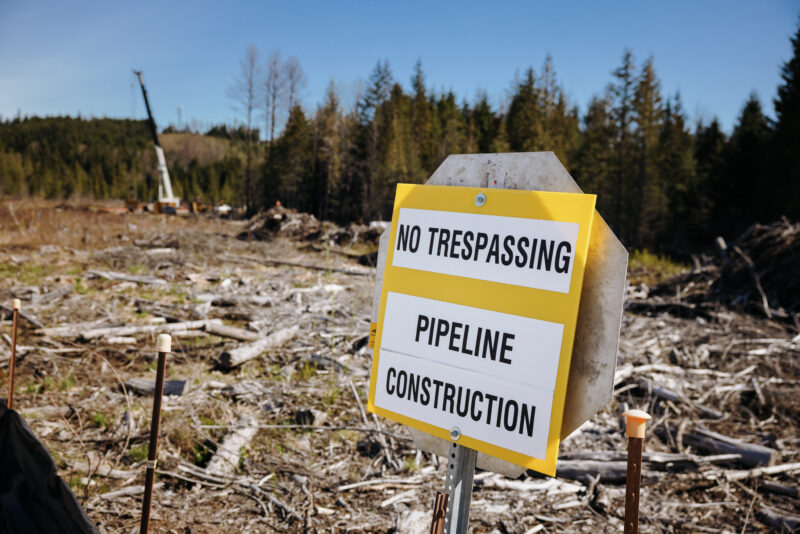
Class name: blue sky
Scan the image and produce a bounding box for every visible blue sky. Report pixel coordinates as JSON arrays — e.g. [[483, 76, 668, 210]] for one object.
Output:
[[0, 1, 796, 135]]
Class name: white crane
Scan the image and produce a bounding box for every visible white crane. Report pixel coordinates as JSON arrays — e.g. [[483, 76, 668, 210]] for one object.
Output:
[[133, 70, 180, 211]]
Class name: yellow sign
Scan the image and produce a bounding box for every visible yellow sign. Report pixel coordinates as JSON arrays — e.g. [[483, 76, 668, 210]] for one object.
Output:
[[368, 184, 595, 476]]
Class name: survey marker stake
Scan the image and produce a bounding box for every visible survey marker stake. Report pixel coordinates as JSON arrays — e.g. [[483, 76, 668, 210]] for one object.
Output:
[[623, 409, 651, 534], [7, 299, 20, 410], [430, 492, 449, 534], [443, 441, 477, 533], [140, 334, 171, 534]]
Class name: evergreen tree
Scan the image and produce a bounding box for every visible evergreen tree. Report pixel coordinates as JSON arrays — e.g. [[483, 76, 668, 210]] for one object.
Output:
[[716, 94, 772, 238], [772, 17, 800, 219], [574, 94, 615, 213], [608, 50, 637, 242], [631, 57, 663, 247]]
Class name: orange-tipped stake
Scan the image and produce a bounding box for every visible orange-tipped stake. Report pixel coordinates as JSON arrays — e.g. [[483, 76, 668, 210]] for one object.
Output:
[[139, 334, 171, 534], [7, 299, 20, 410], [623, 409, 651, 534]]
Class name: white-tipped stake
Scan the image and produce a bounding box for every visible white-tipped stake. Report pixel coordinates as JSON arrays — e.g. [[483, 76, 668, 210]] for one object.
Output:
[[156, 333, 171, 353], [12, 298, 20, 310], [140, 334, 172, 534]]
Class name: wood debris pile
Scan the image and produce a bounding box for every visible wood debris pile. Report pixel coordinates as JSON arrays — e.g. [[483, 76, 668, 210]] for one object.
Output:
[[634, 218, 800, 323], [0, 201, 798, 532], [237, 204, 384, 247]]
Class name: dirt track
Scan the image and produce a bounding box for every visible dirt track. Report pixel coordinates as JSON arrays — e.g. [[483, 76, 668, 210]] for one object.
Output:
[[1, 201, 798, 533]]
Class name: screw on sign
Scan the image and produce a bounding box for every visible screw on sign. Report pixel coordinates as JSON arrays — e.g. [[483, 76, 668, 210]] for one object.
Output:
[[368, 153, 628, 532]]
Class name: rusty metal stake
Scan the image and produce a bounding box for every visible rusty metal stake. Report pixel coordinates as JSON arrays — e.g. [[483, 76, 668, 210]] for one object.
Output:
[[430, 492, 449, 534], [139, 334, 171, 534], [7, 299, 20, 410], [623, 409, 651, 534]]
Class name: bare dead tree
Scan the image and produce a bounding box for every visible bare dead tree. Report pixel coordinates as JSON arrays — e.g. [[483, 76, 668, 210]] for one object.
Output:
[[227, 44, 262, 215], [285, 56, 306, 111], [262, 49, 288, 208]]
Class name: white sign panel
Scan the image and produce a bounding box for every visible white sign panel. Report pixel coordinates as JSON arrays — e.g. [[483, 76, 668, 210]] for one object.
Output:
[[374, 348, 553, 459], [391, 208, 579, 293], [381, 292, 564, 393]]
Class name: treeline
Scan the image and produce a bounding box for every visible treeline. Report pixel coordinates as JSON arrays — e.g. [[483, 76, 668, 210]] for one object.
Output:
[[0, 117, 245, 204], [1, 22, 798, 255]]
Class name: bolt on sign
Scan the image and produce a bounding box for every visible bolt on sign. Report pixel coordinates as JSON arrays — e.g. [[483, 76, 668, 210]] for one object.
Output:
[[368, 184, 595, 476]]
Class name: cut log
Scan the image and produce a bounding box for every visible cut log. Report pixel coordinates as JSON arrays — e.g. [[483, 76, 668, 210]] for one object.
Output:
[[205, 414, 258, 476], [757, 506, 800, 531], [100, 483, 163, 500], [0, 303, 43, 328], [204, 321, 259, 342], [124, 377, 188, 396], [217, 325, 299, 369], [81, 319, 222, 340], [758, 481, 799, 498], [87, 269, 167, 285], [725, 461, 800, 481], [659, 425, 778, 468], [553, 460, 628, 483]]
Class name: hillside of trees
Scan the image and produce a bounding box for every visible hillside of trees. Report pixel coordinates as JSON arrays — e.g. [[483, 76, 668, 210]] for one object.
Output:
[[1, 21, 798, 256]]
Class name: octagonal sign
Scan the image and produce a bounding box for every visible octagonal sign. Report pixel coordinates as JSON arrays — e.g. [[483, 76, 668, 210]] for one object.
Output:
[[370, 152, 627, 477]]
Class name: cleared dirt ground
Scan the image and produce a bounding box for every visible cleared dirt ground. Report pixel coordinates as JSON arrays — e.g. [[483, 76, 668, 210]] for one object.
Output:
[[1, 200, 798, 533]]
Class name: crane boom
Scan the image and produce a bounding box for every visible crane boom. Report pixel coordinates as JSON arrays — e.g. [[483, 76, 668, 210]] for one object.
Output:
[[133, 70, 179, 207]]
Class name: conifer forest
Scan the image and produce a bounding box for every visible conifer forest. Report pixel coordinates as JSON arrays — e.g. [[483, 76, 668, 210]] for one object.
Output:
[[1, 20, 798, 256]]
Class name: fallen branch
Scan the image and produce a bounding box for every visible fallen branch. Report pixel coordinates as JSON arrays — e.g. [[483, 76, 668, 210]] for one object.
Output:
[[81, 319, 222, 340], [205, 414, 259, 476], [217, 325, 299, 369]]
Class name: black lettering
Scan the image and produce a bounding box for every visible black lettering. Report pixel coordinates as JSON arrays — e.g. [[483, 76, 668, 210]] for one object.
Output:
[[396, 370, 408, 398], [501, 235, 515, 266], [482, 329, 499, 361], [427, 227, 439, 255], [397, 224, 411, 251], [443, 383, 456, 414], [520, 403, 536, 436], [499, 333, 514, 364], [427, 317, 435, 345], [449, 322, 463, 352], [456, 387, 470, 417], [415, 314, 429, 343], [474, 232, 488, 261], [470, 390, 484, 421], [420, 377, 431, 405], [432, 379, 444, 409], [537, 240, 554, 271], [528, 238, 539, 268], [462, 231, 474, 260], [460, 324, 473, 355], [485, 393, 497, 425], [515, 237, 529, 268], [555, 241, 571, 274], [450, 230, 463, 259], [486, 234, 500, 264], [437, 228, 451, 257], [473, 327, 483, 356], [407, 373, 420, 402], [435, 318, 450, 347], [495, 397, 504, 427], [503, 400, 519, 431], [386, 367, 396, 395]]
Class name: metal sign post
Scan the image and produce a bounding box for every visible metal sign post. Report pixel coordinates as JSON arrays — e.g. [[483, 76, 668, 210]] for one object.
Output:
[[7, 299, 20, 410], [443, 441, 477, 533]]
